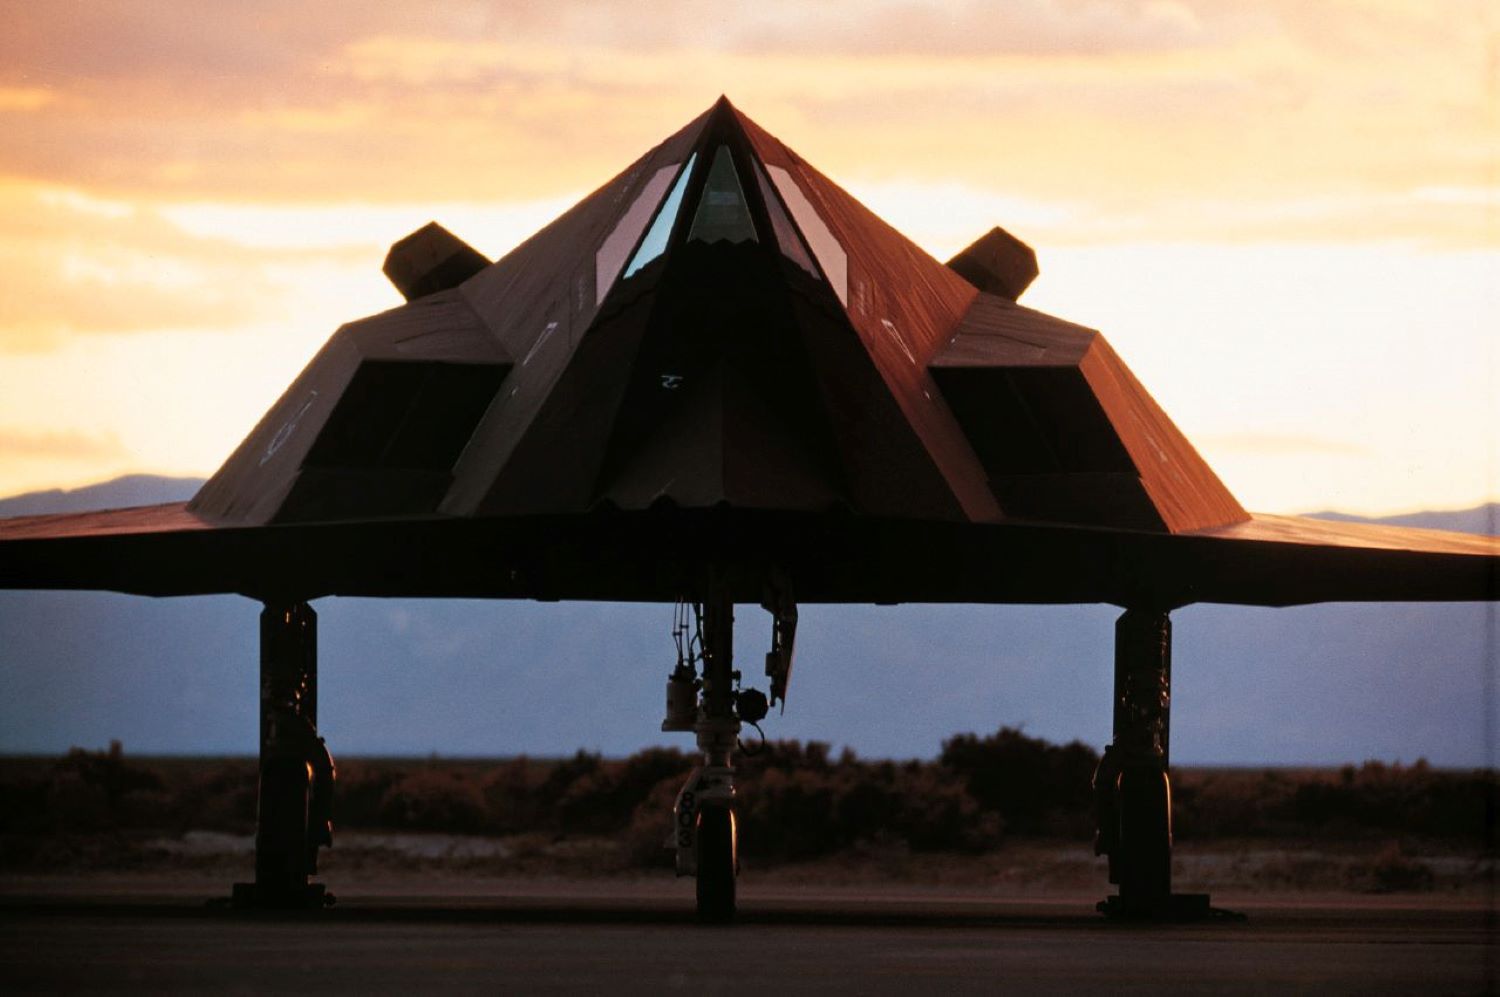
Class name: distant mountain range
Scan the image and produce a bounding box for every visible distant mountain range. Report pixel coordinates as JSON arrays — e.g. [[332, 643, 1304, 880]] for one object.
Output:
[[0, 475, 1494, 765]]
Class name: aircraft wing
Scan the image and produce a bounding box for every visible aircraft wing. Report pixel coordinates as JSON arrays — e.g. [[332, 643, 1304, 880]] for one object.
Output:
[[0, 502, 211, 541], [0, 503, 1492, 608]]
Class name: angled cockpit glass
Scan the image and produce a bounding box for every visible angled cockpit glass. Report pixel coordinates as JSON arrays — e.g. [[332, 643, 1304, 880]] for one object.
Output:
[[595, 161, 684, 305], [767, 165, 848, 305], [687, 146, 758, 245], [623, 152, 697, 280], [750, 158, 818, 277]]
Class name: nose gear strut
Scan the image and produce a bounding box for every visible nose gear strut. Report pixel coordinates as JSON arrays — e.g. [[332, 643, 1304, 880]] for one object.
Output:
[[660, 577, 795, 921]]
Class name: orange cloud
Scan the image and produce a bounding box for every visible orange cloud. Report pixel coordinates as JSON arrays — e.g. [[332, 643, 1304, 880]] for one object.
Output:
[[0, 0, 1489, 222], [0, 182, 288, 351], [0, 86, 56, 111], [1197, 433, 1368, 458], [0, 428, 127, 461]]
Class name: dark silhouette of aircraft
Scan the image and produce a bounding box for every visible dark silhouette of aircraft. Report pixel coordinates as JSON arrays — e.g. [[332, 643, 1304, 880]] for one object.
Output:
[[1, 97, 1494, 920]]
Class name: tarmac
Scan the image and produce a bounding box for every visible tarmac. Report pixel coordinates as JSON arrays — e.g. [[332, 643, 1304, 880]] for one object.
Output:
[[2, 878, 1495, 994]]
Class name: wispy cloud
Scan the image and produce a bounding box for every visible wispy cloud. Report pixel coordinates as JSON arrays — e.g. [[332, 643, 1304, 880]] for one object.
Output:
[[0, 428, 127, 461], [0, 86, 56, 111], [0, 182, 314, 351], [0, 0, 1490, 228], [1199, 433, 1369, 458], [158, 196, 580, 256]]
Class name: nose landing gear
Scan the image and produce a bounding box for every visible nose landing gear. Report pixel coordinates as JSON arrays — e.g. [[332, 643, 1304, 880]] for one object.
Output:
[[661, 578, 795, 922]]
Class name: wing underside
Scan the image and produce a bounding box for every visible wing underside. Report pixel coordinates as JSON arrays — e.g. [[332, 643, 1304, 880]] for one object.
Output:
[[0, 504, 1492, 607]]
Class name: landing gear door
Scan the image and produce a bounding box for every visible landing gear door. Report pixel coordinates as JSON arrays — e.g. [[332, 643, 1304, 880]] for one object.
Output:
[[763, 593, 797, 711], [673, 765, 733, 876]]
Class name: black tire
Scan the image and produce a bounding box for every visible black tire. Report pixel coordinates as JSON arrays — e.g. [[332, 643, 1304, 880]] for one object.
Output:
[[255, 759, 312, 896], [695, 805, 737, 923], [1116, 766, 1172, 906]]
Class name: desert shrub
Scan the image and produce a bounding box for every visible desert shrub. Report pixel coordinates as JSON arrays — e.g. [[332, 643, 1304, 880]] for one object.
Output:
[[53, 737, 165, 821], [51, 742, 163, 805], [891, 765, 1001, 852], [616, 747, 696, 806], [332, 759, 406, 828], [43, 771, 113, 831], [734, 741, 873, 858], [939, 727, 1097, 835], [743, 740, 834, 776], [483, 757, 551, 833], [29, 742, 168, 832], [737, 767, 842, 859], [116, 788, 178, 828], [539, 750, 603, 798], [1293, 762, 1427, 830], [1290, 761, 1491, 840], [1359, 841, 1436, 892], [1423, 769, 1497, 844], [556, 747, 695, 834], [1173, 769, 1299, 839], [621, 776, 686, 868], [1314, 761, 1488, 839], [1173, 762, 1496, 843], [178, 760, 257, 832], [556, 769, 626, 833], [0, 773, 51, 833], [379, 769, 489, 832], [831, 763, 903, 838], [735, 745, 999, 858], [4, 736, 1491, 855]]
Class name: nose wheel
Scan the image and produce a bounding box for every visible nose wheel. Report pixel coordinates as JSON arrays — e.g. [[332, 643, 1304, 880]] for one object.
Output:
[[695, 805, 738, 923]]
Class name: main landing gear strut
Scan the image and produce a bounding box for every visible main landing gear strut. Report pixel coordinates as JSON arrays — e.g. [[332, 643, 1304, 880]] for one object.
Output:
[[662, 577, 795, 922], [1094, 608, 1229, 920], [231, 600, 337, 909]]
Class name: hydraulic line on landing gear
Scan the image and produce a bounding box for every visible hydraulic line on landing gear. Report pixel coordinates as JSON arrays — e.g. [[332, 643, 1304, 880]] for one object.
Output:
[[661, 600, 702, 733], [660, 598, 782, 736]]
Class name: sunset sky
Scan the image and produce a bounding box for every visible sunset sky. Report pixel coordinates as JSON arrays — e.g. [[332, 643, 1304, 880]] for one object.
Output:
[[0, 1, 1494, 516]]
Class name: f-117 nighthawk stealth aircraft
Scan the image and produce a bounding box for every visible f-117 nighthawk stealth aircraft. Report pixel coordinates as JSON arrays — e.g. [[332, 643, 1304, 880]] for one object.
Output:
[[2, 98, 1495, 921]]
